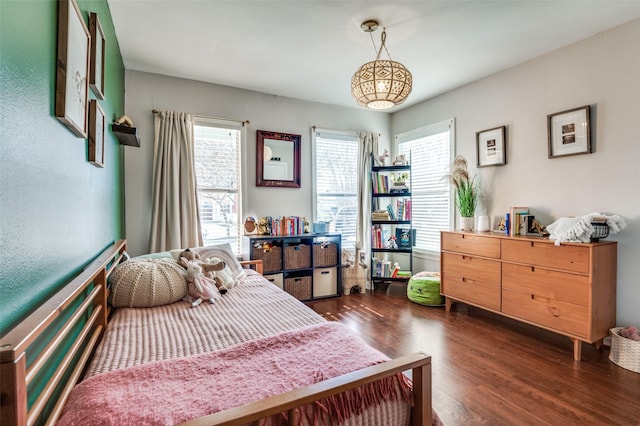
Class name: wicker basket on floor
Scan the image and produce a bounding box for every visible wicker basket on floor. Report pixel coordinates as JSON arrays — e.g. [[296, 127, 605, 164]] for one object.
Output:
[[609, 327, 640, 373]]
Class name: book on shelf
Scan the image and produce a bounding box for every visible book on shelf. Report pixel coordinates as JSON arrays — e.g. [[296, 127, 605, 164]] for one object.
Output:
[[509, 207, 529, 235]]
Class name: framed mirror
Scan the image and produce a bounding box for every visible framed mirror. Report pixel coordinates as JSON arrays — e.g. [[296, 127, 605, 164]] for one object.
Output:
[[256, 130, 301, 188]]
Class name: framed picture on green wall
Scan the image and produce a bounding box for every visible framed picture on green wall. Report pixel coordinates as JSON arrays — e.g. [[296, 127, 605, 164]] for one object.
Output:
[[89, 12, 105, 100], [88, 100, 105, 167], [55, 0, 90, 138]]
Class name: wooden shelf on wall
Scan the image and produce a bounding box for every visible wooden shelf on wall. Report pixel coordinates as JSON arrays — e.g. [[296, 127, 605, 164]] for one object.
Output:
[[111, 124, 140, 147]]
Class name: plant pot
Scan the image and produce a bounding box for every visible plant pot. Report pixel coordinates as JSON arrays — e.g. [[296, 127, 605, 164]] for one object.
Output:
[[460, 216, 474, 231]]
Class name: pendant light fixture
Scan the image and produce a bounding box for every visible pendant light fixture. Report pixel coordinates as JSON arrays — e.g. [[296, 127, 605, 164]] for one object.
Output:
[[351, 20, 412, 110]]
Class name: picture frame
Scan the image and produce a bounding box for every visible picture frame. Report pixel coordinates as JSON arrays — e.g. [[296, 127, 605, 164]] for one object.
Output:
[[547, 105, 591, 158], [55, 0, 90, 138], [88, 100, 105, 167], [89, 12, 105, 100], [256, 130, 301, 188], [395, 228, 415, 248], [476, 125, 506, 167]]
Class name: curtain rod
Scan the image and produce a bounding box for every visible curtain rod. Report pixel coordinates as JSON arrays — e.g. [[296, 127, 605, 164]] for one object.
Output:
[[152, 109, 250, 126]]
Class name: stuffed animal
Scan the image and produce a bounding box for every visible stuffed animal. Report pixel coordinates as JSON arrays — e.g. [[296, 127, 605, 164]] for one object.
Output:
[[375, 149, 389, 166], [181, 258, 221, 308], [202, 257, 239, 290], [619, 326, 640, 341], [392, 154, 407, 166], [178, 248, 229, 295]]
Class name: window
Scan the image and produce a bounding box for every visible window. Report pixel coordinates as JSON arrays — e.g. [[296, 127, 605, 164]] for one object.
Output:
[[396, 119, 454, 253], [313, 129, 359, 252], [193, 118, 244, 254]]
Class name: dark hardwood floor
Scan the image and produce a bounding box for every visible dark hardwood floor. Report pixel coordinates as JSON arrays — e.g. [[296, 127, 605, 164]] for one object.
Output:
[[306, 290, 640, 426]]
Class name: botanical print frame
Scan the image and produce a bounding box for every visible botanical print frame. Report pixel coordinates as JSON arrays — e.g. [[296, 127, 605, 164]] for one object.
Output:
[[547, 105, 591, 158], [55, 0, 90, 138], [88, 100, 105, 167], [89, 12, 105, 100], [476, 125, 506, 167]]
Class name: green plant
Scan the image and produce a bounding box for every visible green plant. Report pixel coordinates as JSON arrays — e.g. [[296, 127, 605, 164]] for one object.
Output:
[[448, 155, 477, 218]]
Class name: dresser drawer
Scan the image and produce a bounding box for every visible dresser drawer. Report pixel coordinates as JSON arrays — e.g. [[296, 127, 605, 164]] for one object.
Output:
[[502, 239, 589, 274], [441, 232, 501, 258], [502, 288, 589, 338], [502, 263, 589, 307], [442, 252, 501, 311]]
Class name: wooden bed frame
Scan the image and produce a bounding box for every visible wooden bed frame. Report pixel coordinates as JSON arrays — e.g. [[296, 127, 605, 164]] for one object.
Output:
[[0, 240, 432, 426]]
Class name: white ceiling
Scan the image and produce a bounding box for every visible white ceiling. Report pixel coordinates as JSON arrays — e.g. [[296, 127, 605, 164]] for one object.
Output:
[[107, 1, 640, 112]]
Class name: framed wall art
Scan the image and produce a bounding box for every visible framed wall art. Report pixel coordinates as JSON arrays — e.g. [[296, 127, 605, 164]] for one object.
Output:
[[88, 100, 105, 167], [476, 125, 506, 167], [547, 105, 591, 158], [89, 12, 105, 100], [256, 130, 301, 188], [55, 0, 90, 138]]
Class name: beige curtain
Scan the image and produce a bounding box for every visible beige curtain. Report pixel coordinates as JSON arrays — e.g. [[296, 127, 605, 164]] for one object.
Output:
[[356, 132, 378, 289], [149, 110, 202, 253]]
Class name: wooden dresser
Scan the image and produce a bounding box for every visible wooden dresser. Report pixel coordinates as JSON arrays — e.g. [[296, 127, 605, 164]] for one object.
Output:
[[440, 231, 617, 360]]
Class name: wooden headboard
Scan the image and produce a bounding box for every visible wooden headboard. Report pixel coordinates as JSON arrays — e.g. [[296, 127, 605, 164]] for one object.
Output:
[[0, 240, 127, 425]]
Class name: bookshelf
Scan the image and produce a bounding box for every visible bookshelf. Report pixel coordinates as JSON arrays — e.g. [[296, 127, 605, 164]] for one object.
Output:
[[370, 157, 413, 286]]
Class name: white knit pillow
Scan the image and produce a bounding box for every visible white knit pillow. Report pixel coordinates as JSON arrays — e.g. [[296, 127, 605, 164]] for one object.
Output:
[[109, 258, 187, 308]]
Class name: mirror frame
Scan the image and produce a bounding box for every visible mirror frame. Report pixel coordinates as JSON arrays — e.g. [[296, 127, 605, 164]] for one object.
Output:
[[256, 130, 301, 188]]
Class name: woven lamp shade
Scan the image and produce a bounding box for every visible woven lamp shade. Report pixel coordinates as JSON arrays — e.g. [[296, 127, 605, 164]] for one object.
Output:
[[351, 59, 413, 110]]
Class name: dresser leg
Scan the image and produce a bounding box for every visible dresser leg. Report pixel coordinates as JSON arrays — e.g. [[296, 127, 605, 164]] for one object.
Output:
[[594, 339, 603, 351], [572, 338, 582, 361], [445, 297, 454, 312]]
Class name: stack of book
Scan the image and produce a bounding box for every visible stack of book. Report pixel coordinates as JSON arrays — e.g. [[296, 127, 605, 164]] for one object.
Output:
[[507, 207, 538, 236], [372, 210, 390, 221]]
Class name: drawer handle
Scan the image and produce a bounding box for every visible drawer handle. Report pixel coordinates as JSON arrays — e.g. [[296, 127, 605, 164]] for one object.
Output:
[[531, 266, 535, 273], [267, 278, 275, 282], [321, 271, 330, 275], [547, 306, 561, 317], [530, 242, 534, 247]]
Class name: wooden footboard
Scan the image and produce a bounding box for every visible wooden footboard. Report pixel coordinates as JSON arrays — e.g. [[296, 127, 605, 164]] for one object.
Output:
[[181, 351, 432, 426], [0, 240, 432, 426]]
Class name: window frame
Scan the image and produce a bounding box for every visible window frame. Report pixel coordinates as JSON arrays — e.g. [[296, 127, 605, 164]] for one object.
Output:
[[395, 118, 455, 256], [311, 128, 359, 252], [192, 116, 245, 254]]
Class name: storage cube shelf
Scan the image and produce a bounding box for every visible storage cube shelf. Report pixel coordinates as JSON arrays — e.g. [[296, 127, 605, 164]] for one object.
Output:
[[244, 233, 341, 301]]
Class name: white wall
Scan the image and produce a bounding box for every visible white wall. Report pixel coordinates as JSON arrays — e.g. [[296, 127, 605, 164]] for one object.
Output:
[[392, 19, 640, 325], [123, 71, 390, 257]]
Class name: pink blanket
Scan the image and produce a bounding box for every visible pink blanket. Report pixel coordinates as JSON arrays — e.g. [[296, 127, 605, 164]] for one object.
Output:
[[58, 322, 412, 425]]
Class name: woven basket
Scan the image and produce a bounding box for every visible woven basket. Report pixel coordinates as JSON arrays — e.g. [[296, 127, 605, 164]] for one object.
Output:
[[313, 242, 338, 267], [284, 276, 312, 300], [609, 327, 640, 373], [284, 244, 311, 270], [251, 245, 282, 273]]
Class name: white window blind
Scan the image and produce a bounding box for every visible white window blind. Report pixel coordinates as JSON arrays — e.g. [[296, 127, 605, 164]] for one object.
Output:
[[193, 117, 244, 254], [313, 129, 358, 252], [396, 119, 454, 253]]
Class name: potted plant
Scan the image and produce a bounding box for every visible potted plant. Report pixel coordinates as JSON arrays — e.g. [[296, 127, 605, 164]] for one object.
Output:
[[448, 155, 477, 230]]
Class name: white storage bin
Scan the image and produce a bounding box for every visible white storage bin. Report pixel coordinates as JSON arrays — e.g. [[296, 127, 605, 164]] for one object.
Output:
[[264, 273, 284, 290], [313, 267, 337, 297]]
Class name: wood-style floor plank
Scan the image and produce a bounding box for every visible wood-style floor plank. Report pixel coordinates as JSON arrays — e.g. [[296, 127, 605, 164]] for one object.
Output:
[[306, 291, 640, 426]]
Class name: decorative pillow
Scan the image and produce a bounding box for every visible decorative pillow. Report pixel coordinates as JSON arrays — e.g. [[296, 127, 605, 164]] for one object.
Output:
[[109, 258, 187, 308]]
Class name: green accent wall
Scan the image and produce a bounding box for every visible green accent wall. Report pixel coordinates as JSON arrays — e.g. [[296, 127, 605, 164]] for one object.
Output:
[[0, 0, 125, 336]]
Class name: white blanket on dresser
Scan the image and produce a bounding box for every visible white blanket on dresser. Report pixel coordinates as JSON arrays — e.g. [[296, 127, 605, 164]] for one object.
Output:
[[547, 212, 626, 245]]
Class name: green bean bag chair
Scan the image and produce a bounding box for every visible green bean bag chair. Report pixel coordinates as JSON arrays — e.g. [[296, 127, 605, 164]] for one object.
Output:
[[407, 273, 444, 306]]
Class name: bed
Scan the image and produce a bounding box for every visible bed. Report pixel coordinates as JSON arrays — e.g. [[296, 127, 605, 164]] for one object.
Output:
[[0, 240, 435, 425]]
